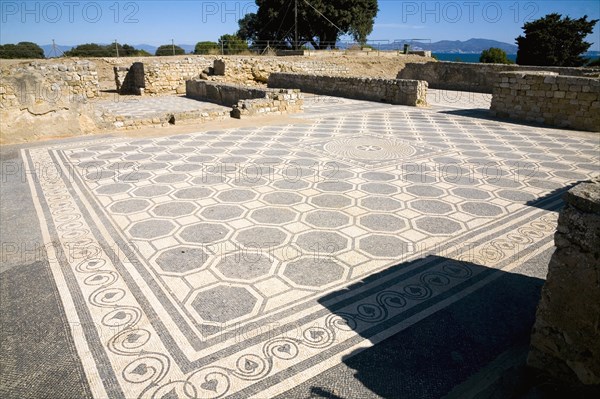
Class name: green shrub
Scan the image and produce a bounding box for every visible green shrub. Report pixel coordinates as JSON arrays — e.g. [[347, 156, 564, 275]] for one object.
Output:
[[194, 41, 219, 54], [480, 47, 513, 64], [155, 44, 186, 56], [0, 42, 45, 59], [217, 34, 249, 55]]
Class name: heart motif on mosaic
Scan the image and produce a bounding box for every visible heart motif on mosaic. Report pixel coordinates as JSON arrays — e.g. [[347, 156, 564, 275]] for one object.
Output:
[[131, 363, 148, 376], [160, 388, 179, 399], [200, 379, 219, 392], [245, 359, 258, 371], [310, 330, 324, 339]]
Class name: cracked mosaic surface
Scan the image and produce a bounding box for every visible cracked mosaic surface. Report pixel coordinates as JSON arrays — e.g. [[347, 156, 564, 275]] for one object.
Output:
[[24, 95, 599, 398]]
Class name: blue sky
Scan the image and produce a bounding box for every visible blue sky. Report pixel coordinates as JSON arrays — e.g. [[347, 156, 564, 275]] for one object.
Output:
[[2, 0, 599, 50]]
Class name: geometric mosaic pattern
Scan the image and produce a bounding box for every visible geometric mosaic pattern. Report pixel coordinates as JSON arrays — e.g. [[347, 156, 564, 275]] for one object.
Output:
[[24, 95, 599, 398]]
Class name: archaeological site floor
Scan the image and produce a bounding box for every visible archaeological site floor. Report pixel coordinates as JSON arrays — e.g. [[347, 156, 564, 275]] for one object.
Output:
[[1, 90, 598, 398]]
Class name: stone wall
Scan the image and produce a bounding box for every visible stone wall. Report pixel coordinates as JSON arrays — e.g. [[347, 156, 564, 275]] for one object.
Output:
[[101, 107, 230, 130], [397, 61, 600, 93], [186, 80, 303, 119], [112, 56, 351, 95], [0, 60, 100, 143], [490, 72, 600, 132], [114, 62, 145, 95], [0, 60, 100, 109], [528, 180, 600, 386], [268, 73, 428, 106]]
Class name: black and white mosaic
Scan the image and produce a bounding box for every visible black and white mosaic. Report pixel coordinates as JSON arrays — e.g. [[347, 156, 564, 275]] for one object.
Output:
[[24, 97, 599, 398]]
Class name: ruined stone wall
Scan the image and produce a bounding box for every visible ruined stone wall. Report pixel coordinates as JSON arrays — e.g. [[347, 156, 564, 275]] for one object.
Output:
[[186, 80, 303, 119], [396, 61, 600, 93], [112, 57, 351, 95], [268, 73, 427, 106], [0, 60, 100, 109], [0, 60, 100, 143], [490, 72, 600, 132], [528, 180, 600, 386]]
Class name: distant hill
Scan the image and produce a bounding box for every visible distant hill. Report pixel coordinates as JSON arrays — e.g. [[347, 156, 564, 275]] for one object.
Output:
[[37, 40, 599, 58], [41, 44, 74, 57], [368, 38, 519, 53]]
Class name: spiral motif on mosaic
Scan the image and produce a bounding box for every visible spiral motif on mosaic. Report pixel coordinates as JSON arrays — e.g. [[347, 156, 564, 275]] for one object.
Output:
[[185, 367, 231, 399], [102, 306, 142, 329], [376, 290, 407, 309], [420, 272, 451, 287], [108, 329, 152, 356], [302, 326, 333, 348], [234, 354, 270, 380], [264, 338, 300, 361], [401, 283, 432, 300], [354, 303, 386, 322], [122, 354, 170, 384], [90, 287, 126, 307], [441, 263, 472, 279]]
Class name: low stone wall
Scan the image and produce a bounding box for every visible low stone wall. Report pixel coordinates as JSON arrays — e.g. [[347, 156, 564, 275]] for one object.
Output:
[[528, 180, 600, 385], [268, 73, 427, 106], [186, 80, 303, 119], [490, 72, 600, 132], [101, 107, 230, 130], [187, 80, 272, 106], [396, 61, 600, 93]]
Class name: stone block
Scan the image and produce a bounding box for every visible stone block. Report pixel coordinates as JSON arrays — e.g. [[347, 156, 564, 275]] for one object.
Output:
[[529, 180, 600, 386], [214, 59, 226, 76]]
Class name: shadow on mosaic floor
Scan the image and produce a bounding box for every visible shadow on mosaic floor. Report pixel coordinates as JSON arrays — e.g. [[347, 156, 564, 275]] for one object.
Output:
[[284, 255, 547, 398]]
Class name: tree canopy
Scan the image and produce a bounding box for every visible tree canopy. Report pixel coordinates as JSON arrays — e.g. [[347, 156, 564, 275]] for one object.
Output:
[[194, 41, 219, 54], [217, 34, 249, 55], [479, 47, 513, 64], [155, 44, 186, 56], [516, 13, 598, 66], [237, 0, 378, 50], [0, 42, 45, 59], [64, 43, 149, 57]]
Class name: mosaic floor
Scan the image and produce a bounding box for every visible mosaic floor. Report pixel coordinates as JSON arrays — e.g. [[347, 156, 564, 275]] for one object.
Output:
[[95, 96, 231, 120], [22, 96, 599, 398]]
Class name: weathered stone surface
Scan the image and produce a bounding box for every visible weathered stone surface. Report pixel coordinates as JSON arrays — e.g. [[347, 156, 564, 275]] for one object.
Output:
[[491, 72, 600, 132], [528, 180, 600, 385], [110, 57, 351, 96], [268, 73, 427, 106], [186, 80, 303, 118], [213, 59, 226, 76], [397, 61, 600, 93]]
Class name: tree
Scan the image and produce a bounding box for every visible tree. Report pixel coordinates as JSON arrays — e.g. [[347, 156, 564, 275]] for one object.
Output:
[[64, 43, 149, 57], [0, 42, 45, 59], [217, 34, 249, 55], [64, 43, 112, 57], [516, 13, 598, 66], [155, 44, 186, 56], [194, 41, 219, 54], [237, 0, 378, 50], [480, 47, 513, 64]]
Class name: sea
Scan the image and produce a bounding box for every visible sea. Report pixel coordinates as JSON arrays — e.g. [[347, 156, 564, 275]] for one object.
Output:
[[432, 53, 600, 64], [432, 53, 517, 63]]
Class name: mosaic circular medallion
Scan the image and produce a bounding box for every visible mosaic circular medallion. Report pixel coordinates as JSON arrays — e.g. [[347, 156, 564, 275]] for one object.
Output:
[[323, 136, 417, 160]]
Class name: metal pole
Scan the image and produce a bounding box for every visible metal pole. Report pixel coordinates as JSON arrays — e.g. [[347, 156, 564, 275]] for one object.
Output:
[[172, 39, 175, 56], [294, 0, 298, 50], [115, 39, 119, 57]]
